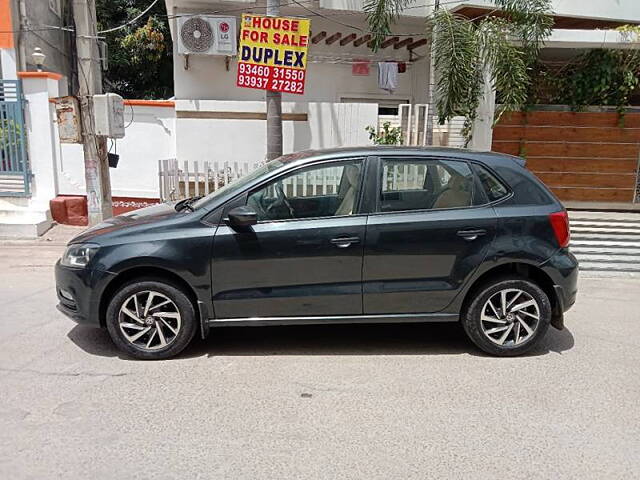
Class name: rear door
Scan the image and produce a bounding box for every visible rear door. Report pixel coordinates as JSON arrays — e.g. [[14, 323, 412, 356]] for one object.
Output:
[[363, 156, 498, 314]]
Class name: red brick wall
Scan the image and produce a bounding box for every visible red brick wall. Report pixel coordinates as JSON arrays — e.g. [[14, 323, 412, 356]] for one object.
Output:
[[50, 196, 161, 226]]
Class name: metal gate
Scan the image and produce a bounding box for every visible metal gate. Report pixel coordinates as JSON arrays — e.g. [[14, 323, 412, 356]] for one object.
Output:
[[0, 80, 29, 196]]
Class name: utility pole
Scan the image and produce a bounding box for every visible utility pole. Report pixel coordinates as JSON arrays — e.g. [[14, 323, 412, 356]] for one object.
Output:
[[424, 0, 440, 146], [72, 0, 113, 225], [265, 0, 282, 161]]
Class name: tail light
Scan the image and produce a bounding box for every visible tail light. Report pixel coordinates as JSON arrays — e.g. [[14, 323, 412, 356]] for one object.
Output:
[[549, 210, 570, 248]]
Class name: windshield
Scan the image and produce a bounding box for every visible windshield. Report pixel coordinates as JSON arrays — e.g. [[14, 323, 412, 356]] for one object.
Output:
[[190, 160, 284, 210]]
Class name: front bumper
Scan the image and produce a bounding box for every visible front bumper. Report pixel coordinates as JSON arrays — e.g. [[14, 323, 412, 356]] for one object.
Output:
[[55, 260, 116, 327]]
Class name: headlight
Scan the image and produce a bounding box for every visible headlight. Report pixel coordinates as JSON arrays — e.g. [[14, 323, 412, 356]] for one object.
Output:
[[60, 244, 99, 268]]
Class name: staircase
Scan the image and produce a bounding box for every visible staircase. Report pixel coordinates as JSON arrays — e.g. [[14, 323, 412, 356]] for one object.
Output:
[[569, 210, 640, 276]]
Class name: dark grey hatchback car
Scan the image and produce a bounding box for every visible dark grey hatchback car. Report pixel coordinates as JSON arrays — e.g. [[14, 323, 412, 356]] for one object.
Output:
[[56, 147, 578, 359]]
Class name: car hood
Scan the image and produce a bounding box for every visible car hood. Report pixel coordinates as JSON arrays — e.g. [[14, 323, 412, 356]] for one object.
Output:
[[69, 202, 180, 244]]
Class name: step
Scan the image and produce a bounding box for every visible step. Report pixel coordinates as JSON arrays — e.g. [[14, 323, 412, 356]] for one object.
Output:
[[571, 226, 640, 236], [570, 233, 640, 243], [570, 216, 640, 225], [569, 211, 640, 223], [572, 254, 640, 264], [579, 262, 640, 273], [571, 247, 640, 257], [577, 269, 640, 279], [571, 220, 640, 229], [570, 240, 640, 249]]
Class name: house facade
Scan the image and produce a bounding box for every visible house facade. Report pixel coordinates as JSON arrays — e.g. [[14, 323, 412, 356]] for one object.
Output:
[[164, 0, 640, 164], [165, 0, 433, 170]]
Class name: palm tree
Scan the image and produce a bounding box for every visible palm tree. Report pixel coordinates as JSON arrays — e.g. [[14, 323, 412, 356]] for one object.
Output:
[[364, 0, 554, 143]]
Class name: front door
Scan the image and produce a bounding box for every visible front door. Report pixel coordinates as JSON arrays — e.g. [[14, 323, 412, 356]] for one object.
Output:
[[212, 158, 367, 319], [363, 156, 497, 314]]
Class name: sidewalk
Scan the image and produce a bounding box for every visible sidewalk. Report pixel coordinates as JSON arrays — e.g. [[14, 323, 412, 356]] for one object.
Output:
[[0, 224, 84, 246]]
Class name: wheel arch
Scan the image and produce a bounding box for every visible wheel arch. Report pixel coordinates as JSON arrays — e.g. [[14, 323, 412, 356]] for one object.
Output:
[[98, 266, 200, 328], [460, 262, 560, 324]]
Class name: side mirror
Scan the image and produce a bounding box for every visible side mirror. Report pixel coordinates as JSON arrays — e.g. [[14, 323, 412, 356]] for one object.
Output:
[[226, 206, 257, 229]]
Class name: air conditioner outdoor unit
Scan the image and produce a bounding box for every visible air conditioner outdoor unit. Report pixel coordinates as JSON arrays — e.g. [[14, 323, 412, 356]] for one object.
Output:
[[177, 15, 237, 56]]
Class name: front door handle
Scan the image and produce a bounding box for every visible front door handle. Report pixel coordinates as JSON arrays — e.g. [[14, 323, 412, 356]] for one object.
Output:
[[457, 229, 487, 241], [330, 236, 360, 248]]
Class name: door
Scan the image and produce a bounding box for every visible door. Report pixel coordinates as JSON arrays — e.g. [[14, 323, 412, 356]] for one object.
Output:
[[212, 158, 367, 319], [363, 156, 497, 314]]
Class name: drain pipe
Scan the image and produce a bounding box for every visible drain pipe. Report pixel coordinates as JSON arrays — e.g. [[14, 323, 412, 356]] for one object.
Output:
[[16, 0, 28, 71]]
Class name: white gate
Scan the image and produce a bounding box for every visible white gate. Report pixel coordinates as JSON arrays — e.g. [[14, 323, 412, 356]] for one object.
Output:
[[158, 159, 256, 202]]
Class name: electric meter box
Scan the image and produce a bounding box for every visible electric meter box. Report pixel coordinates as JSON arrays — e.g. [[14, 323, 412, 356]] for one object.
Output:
[[93, 93, 125, 139]]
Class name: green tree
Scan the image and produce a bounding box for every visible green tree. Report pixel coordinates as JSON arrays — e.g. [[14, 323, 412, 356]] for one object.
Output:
[[96, 0, 173, 99], [364, 0, 553, 140]]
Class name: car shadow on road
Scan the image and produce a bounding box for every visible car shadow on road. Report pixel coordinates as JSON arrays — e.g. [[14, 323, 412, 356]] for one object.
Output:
[[67, 322, 575, 360]]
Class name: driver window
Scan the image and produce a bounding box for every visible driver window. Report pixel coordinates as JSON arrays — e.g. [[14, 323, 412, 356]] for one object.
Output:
[[247, 159, 364, 222]]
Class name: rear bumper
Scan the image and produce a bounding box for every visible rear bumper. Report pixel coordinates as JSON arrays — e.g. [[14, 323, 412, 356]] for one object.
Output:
[[55, 260, 116, 327], [541, 249, 579, 329]]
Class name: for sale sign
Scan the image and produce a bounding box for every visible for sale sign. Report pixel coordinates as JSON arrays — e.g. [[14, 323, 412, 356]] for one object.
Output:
[[236, 14, 310, 95]]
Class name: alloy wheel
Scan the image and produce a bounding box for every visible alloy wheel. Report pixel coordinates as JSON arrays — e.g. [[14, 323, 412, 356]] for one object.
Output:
[[118, 290, 182, 351], [480, 288, 540, 347]]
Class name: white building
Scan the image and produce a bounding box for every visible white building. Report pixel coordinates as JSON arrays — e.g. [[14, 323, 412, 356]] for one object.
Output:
[[165, 0, 432, 169], [164, 0, 640, 165]]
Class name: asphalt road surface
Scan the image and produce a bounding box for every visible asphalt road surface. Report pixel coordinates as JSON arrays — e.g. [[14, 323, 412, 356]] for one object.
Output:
[[0, 227, 638, 479]]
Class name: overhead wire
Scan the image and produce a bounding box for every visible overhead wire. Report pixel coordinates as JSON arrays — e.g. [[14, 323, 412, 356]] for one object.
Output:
[[97, 0, 160, 34]]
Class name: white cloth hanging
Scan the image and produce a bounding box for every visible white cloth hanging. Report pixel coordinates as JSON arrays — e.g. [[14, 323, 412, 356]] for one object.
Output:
[[378, 62, 398, 93]]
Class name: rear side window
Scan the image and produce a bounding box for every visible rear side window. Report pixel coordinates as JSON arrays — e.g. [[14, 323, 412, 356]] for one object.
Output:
[[474, 165, 509, 202], [379, 158, 474, 212], [492, 164, 554, 206]]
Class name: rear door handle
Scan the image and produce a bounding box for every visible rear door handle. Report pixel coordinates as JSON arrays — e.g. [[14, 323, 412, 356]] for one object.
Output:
[[330, 236, 360, 248], [457, 229, 487, 241]]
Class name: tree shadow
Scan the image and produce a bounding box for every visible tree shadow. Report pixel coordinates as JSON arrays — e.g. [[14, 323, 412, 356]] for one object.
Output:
[[67, 321, 575, 360]]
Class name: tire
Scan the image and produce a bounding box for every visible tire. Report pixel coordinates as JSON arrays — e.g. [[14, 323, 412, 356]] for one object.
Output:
[[105, 279, 198, 360], [462, 276, 551, 357]]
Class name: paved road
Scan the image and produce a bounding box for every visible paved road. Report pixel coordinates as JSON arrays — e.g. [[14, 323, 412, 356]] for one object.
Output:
[[0, 228, 639, 479]]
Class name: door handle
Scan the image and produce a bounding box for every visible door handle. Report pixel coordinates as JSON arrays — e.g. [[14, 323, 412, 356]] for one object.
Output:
[[457, 229, 487, 241], [330, 236, 360, 248]]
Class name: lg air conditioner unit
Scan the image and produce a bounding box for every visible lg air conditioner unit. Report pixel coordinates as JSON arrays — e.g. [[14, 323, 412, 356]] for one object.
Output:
[[177, 15, 237, 56]]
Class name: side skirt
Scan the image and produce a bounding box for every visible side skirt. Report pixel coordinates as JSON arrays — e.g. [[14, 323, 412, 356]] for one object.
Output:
[[207, 313, 459, 328]]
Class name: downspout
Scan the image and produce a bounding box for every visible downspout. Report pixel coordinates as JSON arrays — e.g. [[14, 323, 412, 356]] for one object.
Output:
[[16, 0, 27, 70]]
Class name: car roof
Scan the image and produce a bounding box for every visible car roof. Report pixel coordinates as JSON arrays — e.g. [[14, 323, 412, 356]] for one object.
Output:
[[277, 146, 526, 169]]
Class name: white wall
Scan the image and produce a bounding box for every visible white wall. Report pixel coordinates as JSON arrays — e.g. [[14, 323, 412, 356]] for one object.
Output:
[[57, 105, 176, 199], [57, 100, 376, 200], [175, 100, 378, 166]]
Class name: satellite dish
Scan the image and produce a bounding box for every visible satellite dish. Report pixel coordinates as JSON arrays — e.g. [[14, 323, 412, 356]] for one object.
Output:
[[180, 17, 214, 53]]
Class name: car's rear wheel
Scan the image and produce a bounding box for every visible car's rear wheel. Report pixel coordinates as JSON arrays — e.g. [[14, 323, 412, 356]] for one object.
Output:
[[105, 279, 197, 360], [462, 277, 551, 356]]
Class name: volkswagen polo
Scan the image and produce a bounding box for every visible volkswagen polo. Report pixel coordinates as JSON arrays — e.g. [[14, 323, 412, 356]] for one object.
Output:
[[55, 147, 578, 359]]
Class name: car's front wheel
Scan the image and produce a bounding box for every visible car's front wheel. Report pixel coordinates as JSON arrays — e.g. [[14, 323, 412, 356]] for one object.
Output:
[[462, 276, 551, 356], [105, 279, 197, 360]]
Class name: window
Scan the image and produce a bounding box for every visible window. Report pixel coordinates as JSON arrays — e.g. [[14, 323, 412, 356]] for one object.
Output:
[[247, 159, 363, 222], [379, 158, 474, 212], [473, 165, 509, 202]]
